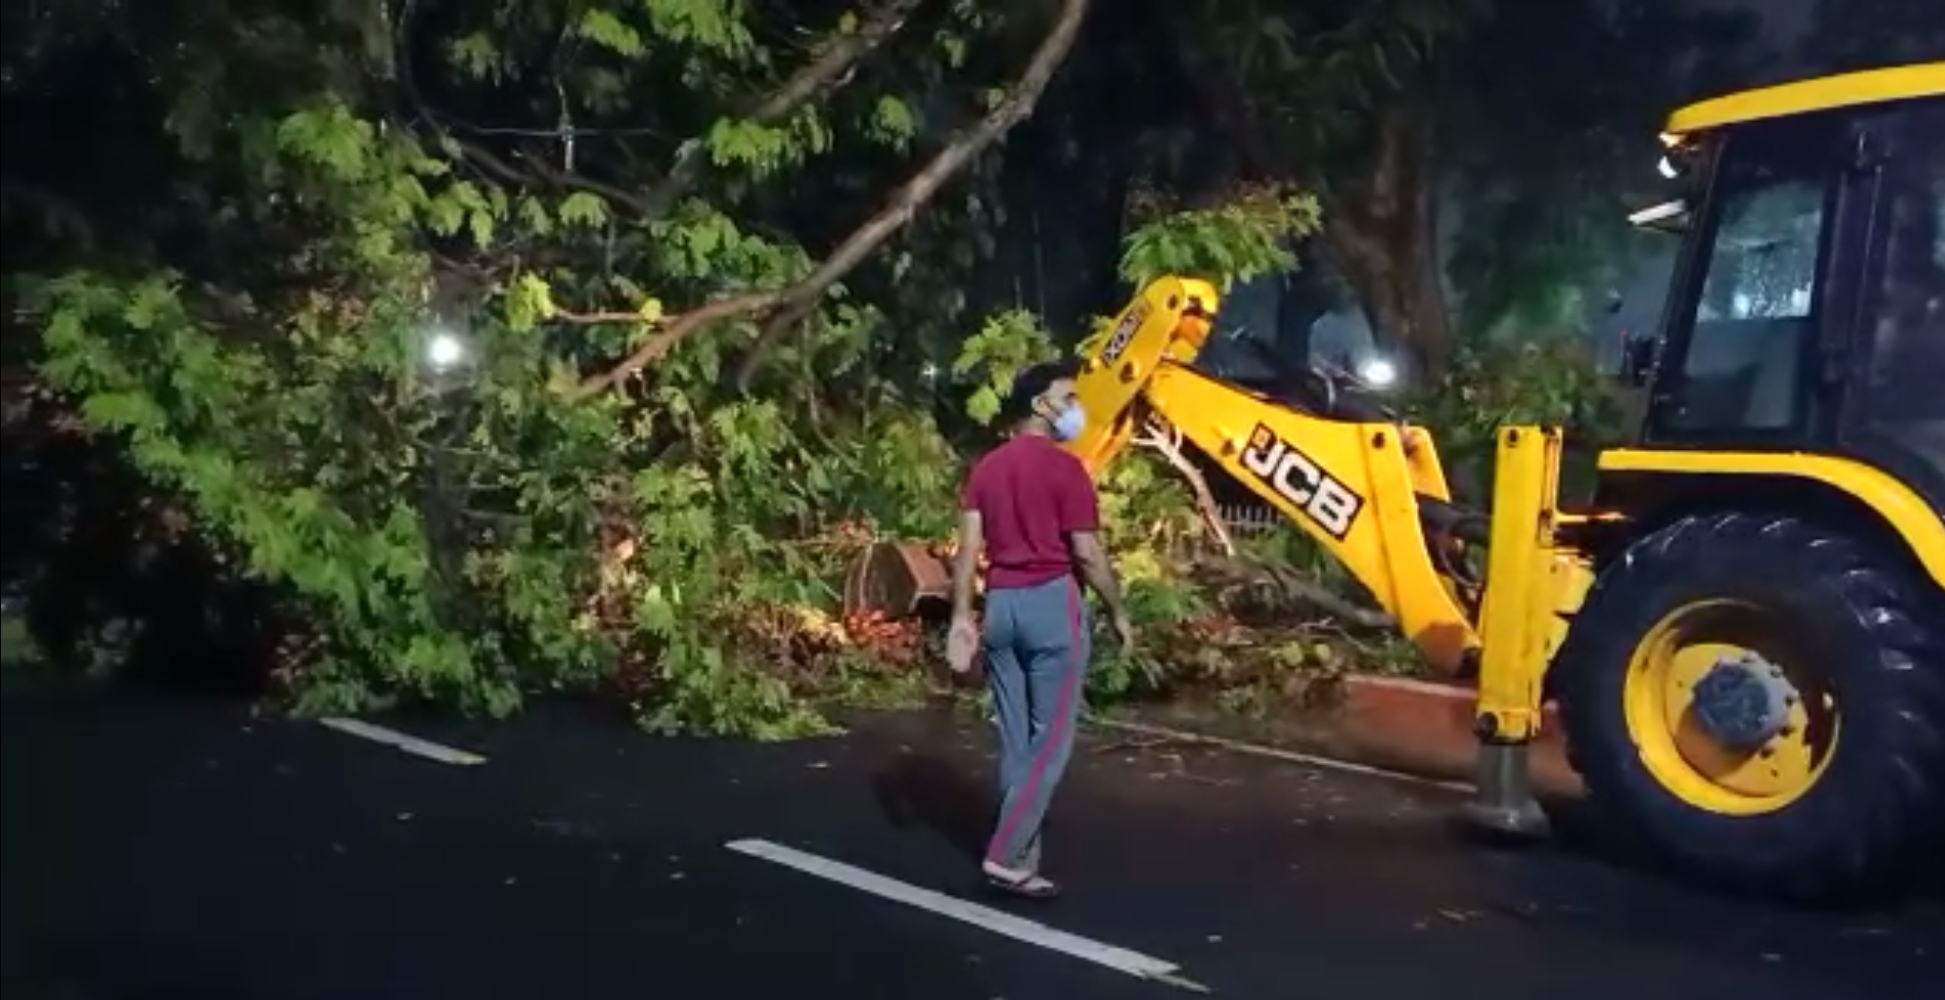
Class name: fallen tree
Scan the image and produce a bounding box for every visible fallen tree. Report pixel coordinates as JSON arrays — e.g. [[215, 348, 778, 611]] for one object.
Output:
[[12, 0, 1099, 732]]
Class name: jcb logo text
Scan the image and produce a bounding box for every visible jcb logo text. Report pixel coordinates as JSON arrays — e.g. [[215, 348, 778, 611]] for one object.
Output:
[[1100, 304, 1147, 364], [1239, 424, 1364, 540]]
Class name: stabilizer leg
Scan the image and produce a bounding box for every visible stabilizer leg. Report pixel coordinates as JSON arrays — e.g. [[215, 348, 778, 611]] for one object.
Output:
[[1462, 740, 1549, 838], [1465, 425, 1573, 842]]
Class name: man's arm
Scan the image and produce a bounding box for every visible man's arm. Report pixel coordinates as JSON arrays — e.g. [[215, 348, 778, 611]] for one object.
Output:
[[1067, 529, 1126, 621], [950, 509, 984, 621], [1054, 459, 1127, 622]]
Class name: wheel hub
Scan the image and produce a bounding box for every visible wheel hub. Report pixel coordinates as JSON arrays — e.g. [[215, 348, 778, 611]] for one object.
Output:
[[1690, 651, 1798, 751]]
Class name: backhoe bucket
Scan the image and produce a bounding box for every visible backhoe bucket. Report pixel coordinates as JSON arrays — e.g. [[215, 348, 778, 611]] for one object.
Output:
[[842, 541, 952, 621]]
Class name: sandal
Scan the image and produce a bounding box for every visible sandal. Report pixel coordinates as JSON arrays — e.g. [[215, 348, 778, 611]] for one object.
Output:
[[981, 860, 1060, 900]]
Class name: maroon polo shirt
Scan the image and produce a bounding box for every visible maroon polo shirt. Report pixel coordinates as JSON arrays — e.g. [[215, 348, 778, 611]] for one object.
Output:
[[959, 433, 1100, 590]]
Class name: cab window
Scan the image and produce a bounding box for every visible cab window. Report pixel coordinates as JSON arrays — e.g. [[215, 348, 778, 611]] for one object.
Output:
[[1861, 101, 1945, 468], [1664, 152, 1830, 434]]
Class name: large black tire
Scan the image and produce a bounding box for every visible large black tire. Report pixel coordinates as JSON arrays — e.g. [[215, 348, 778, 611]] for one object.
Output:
[[1554, 510, 1945, 899]]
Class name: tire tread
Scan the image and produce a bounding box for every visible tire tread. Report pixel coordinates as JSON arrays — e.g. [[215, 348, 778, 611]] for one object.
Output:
[[1557, 510, 1945, 899]]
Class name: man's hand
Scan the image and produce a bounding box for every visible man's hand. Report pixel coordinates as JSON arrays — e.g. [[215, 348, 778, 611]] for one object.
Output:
[[948, 509, 983, 676], [1111, 611, 1136, 655], [946, 614, 981, 675]]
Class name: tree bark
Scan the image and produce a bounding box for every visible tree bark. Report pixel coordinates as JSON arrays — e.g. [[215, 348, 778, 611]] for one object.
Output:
[[1318, 104, 1452, 379], [1133, 416, 1236, 556]]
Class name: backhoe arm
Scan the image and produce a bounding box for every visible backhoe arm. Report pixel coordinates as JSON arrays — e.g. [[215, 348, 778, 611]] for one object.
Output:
[[1062, 277, 1221, 475], [1063, 277, 1483, 673]]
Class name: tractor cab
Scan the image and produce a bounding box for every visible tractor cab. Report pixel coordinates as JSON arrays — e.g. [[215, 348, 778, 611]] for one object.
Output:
[[1632, 68, 1945, 514]]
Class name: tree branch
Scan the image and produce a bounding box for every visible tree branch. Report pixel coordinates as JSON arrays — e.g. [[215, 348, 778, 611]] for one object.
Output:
[[1133, 415, 1236, 557], [418, 1, 915, 223], [1191, 555, 1397, 632], [563, 291, 777, 402], [730, 0, 1093, 389], [1264, 565, 1396, 631], [512, 149, 656, 217], [439, 131, 663, 220], [566, 0, 1090, 402], [640, 0, 925, 219]]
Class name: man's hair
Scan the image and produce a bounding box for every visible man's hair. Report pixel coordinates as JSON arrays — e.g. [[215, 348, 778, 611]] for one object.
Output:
[[1000, 358, 1081, 426]]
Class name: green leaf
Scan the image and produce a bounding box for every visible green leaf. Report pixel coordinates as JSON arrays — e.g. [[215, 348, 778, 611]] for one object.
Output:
[[559, 191, 610, 229], [448, 33, 501, 79], [576, 9, 646, 56], [507, 273, 560, 332], [868, 95, 917, 147], [965, 385, 1002, 425], [636, 583, 678, 637]]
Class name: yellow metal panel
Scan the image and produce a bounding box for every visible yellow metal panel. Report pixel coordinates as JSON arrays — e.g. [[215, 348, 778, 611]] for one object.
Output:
[[1665, 63, 1945, 135], [1066, 276, 1220, 476], [1400, 426, 1455, 504], [1474, 427, 1568, 741], [1599, 449, 1945, 589]]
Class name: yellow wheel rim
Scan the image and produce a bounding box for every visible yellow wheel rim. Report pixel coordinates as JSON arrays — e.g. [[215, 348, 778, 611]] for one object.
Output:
[[1621, 599, 1841, 816]]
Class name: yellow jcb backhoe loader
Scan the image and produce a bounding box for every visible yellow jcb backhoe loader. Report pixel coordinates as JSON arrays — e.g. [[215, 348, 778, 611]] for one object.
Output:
[[857, 63, 1945, 897]]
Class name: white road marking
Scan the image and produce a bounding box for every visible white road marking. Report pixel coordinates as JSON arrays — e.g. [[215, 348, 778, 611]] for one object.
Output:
[[317, 718, 487, 766], [725, 838, 1207, 992], [1087, 717, 1472, 794]]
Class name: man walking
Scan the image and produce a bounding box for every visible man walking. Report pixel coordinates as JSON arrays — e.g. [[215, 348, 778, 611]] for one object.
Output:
[[947, 359, 1134, 899]]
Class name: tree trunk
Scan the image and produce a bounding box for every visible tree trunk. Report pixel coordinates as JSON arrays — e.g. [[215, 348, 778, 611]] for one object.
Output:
[[1085, 157, 1134, 319], [1319, 104, 1453, 379], [1169, 55, 1455, 380]]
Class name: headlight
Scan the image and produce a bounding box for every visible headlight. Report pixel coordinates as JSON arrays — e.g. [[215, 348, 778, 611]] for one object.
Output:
[[1357, 356, 1398, 388]]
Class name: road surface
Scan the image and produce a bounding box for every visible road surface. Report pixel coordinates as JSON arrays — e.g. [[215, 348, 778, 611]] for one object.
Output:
[[3, 684, 1938, 999]]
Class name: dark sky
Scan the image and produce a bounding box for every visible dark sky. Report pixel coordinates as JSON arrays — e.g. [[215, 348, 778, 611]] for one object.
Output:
[[1708, 0, 1813, 41]]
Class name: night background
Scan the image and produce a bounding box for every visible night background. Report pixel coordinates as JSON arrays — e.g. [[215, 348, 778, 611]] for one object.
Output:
[[2, 1, 1943, 997]]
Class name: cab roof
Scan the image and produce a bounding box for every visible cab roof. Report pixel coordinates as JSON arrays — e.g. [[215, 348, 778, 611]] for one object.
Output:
[[1665, 62, 1945, 136]]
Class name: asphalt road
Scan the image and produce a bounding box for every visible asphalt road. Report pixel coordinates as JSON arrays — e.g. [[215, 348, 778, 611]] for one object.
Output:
[[3, 684, 1939, 1000]]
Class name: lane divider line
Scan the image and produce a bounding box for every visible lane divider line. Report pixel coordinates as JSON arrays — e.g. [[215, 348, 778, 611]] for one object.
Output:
[[725, 838, 1207, 993], [1086, 716, 1473, 794], [317, 718, 487, 766]]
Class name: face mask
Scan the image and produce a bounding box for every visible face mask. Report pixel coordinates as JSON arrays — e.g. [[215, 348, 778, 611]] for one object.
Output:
[[1050, 402, 1086, 442]]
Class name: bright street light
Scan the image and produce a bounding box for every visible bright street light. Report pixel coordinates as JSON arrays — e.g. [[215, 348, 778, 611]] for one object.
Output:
[[424, 328, 469, 373], [1357, 355, 1398, 388]]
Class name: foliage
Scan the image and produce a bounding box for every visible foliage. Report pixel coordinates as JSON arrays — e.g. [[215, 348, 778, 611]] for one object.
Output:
[[0, 613, 41, 670], [950, 309, 1061, 427], [1085, 448, 1210, 700], [1407, 331, 1627, 501], [1118, 184, 1323, 290], [11, 0, 1089, 737]]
